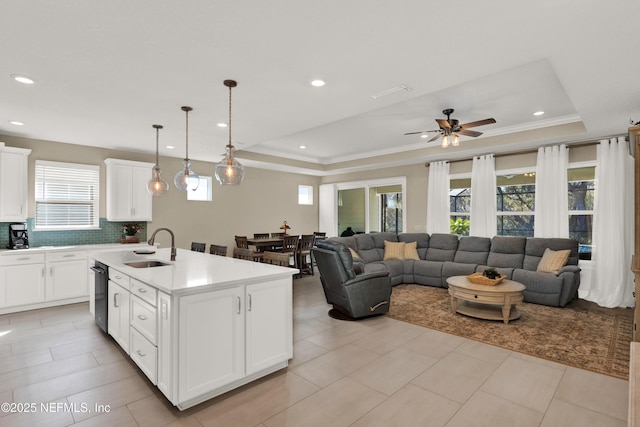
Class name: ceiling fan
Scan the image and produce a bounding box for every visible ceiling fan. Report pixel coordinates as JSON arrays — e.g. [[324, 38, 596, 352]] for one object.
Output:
[[405, 108, 496, 147]]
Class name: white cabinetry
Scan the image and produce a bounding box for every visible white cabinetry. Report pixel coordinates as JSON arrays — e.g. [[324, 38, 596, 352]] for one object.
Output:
[[46, 251, 88, 301], [178, 287, 245, 402], [0, 254, 45, 307], [245, 279, 293, 374], [108, 271, 131, 354], [0, 143, 31, 222], [105, 158, 153, 221]]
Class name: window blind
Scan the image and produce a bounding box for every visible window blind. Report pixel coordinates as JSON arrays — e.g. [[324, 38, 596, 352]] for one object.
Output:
[[35, 160, 100, 229]]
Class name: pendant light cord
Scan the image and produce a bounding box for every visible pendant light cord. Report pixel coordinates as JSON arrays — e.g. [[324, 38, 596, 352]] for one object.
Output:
[[227, 83, 232, 150], [155, 127, 160, 166], [185, 108, 190, 159]]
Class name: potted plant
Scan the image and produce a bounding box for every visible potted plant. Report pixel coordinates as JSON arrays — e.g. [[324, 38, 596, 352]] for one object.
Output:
[[122, 223, 142, 241]]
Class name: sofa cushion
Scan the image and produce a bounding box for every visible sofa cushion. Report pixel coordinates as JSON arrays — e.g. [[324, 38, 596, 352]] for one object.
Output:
[[398, 233, 430, 259], [453, 236, 491, 265], [442, 262, 478, 287], [349, 247, 362, 262], [512, 269, 564, 306], [404, 241, 420, 260], [383, 241, 406, 260], [425, 233, 459, 262], [367, 261, 404, 286], [523, 238, 579, 271], [354, 232, 398, 263], [414, 260, 445, 287], [487, 236, 526, 269], [536, 248, 571, 274]]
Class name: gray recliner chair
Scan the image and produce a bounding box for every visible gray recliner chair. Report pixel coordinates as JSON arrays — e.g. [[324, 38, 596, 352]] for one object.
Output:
[[313, 240, 392, 320]]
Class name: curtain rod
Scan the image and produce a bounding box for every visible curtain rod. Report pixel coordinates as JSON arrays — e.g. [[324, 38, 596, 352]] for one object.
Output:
[[424, 135, 628, 167]]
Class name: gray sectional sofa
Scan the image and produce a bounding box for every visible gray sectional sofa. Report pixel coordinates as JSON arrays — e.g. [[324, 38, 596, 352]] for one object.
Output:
[[328, 232, 581, 307]]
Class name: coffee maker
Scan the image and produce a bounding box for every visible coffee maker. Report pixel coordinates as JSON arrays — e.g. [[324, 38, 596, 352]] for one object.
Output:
[[8, 223, 29, 249]]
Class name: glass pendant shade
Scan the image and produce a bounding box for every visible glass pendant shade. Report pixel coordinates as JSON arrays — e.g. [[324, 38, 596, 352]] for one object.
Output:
[[214, 79, 244, 186], [174, 159, 200, 191], [215, 147, 244, 185], [147, 124, 169, 196], [148, 165, 169, 195], [175, 106, 199, 191]]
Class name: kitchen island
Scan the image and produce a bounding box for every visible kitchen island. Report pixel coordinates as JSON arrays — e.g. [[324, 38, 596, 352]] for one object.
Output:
[[92, 247, 296, 410]]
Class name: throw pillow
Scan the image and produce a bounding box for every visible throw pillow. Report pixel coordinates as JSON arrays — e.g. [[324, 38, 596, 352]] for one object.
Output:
[[404, 241, 420, 260], [383, 241, 405, 260], [537, 248, 571, 274], [348, 247, 362, 262]]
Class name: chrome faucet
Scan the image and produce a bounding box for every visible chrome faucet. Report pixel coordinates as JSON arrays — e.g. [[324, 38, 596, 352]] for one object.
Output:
[[148, 227, 177, 261]]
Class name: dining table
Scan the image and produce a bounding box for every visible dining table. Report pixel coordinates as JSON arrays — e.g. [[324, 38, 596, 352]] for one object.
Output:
[[246, 237, 284, 251]]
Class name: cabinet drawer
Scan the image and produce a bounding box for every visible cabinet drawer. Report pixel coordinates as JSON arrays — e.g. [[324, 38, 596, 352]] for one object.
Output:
[[47, 251, 86, 262], [131, 296, 157, 344], [109, 268, 130, 290], [130, 328, 157, 385], [131, 279, 157, 306], [0, 253, 46, 266]]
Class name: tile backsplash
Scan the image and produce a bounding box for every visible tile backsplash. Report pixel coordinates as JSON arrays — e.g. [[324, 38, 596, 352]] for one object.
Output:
[[0, 219, 147, 248]]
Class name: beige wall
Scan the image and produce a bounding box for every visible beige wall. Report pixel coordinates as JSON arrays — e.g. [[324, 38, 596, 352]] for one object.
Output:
[[0, 134, 320, 252]]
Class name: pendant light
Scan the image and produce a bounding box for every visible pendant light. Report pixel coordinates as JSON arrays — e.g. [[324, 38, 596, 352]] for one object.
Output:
[[215, 80, 244, 185], [147, 124, 169, 196], [174, 106, 200, 191]]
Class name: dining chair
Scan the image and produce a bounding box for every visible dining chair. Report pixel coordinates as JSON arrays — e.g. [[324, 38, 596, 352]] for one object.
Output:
[[209, 244, 227, 256], [190, 242, 206, 252], [253, 233, 269, 239], [233, 247, 262, 262], [234, 236, 262, 262], [297, 234, 316, 276], [281, 235, 300, 273], [313, 231, 327, 240], [263, 251, 290, 267], [271, 232, 285, 238]]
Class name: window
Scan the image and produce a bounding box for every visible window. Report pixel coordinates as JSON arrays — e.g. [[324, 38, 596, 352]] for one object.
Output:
[[35, 160, 99, 229], [380, 192, 403, 233], [298, 185, 313, 205], [187, 176, 213, 201], [568, 165, 595, 258], [450, 177, 471, 235], [496, 172, 535, 237]]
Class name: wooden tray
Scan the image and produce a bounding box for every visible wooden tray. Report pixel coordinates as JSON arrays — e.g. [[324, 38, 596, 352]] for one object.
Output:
[[466, 272, 505, 286]]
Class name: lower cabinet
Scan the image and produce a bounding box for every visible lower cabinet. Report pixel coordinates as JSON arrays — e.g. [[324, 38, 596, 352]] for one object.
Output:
[[108, 280, 131, 353], [102, 270, 292, 410], [0, 255, 45, 307], [47, 252, 88, 301]]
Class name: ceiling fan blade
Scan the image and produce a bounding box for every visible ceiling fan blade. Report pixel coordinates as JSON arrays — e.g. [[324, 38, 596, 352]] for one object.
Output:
[[459, 118, 496, 129], [426, 133, 442, 142], [457, 129, 483, 137], [404, 129, 439, 136], [436, 119, 451, 129]]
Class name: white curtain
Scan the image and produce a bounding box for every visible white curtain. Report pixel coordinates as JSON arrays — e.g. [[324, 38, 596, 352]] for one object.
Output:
[[585, 137, 634, 308], [426, 161, 450, 234], [470, 154, 497, 237], [534, 145, 569, 238]]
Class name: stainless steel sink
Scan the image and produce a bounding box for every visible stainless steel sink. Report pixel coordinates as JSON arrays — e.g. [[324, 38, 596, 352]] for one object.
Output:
[[124, 260, 171, 268]]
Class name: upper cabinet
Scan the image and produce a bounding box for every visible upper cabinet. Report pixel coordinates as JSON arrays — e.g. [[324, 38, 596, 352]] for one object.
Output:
[[0, 143, 31, 222], [105, 158, 154, 221]]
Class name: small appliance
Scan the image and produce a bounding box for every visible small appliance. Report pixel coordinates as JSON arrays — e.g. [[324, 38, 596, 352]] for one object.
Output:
[[8, 223, 29, 249]]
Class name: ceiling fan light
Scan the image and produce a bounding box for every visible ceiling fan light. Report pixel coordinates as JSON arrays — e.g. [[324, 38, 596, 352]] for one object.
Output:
[[441, 135, 450, 148], [452, 134, 460, 146]]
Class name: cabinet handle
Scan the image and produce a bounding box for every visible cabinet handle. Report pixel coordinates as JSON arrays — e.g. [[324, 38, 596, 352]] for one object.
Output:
[[136, 349, 146, 357], [138, 288, 147, 293], [237, 296, 241, 314], [161, 300, 168, 320], [62, 254, 75, 258], [114, 275, 122, 280], [41, 267, 44, 278], [137, 314, 147, 321], [248, 294, 252, 312], [50, 266, 53, 276], [17, 257, 29, 261], [114, 293, 119, 308]]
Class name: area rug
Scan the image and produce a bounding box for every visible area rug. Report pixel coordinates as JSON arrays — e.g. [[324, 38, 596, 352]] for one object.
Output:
[[387, 284, 633, 379]]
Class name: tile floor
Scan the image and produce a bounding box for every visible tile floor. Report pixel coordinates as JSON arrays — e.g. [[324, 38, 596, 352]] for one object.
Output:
[[0, 275, 630, 427]]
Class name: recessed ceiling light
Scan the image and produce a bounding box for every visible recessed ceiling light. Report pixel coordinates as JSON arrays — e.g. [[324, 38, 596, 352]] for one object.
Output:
[[420, 134, 429, 139], [310, 79, 325, 87], [299, 145, 306, 149], [217, 122, 227, 128], [533, 111, 545, 116], [9, 120, 24, 126], [10, 74, 35, 85], [165, 145, 175, 149]]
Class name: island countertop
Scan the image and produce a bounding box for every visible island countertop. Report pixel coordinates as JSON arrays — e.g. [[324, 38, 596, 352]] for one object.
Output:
[[92, 247, 298, 295]]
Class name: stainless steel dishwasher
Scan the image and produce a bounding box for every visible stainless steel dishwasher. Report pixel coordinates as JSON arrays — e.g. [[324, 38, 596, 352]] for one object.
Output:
[[90, 261, 109, 333]]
